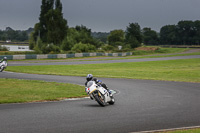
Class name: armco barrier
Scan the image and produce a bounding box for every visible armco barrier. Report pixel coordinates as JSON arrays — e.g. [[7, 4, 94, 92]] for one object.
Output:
[[13, 55, 26, 60], [57, 54, 66, 59], [0, 52, 132, 60], [26, 54, 37, 59], [0, 55, 13, 60]]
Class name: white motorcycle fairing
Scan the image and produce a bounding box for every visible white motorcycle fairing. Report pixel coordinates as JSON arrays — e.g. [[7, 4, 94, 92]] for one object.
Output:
[[85, 81, 115, 107], [0, 61, 7, 72]]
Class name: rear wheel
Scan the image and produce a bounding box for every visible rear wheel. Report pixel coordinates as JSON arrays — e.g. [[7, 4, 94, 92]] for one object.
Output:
[[108, 96, 115, 105]]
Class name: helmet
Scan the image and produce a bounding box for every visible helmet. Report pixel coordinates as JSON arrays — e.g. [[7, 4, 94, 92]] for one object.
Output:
[[3, 57, 7, 61], [86, 74, 93, 81]]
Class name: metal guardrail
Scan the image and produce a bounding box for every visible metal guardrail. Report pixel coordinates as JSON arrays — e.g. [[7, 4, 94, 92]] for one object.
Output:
[[0, 52, 133, 60]]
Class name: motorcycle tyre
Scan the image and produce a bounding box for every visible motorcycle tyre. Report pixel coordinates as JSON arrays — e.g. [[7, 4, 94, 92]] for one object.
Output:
[[94, 93, 106, 107], [108, 97, 115, 105], [0, 66, 4, 72]]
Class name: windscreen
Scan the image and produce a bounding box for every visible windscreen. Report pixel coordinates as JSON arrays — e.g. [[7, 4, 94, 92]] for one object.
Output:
[[87, 81, 94, 88]]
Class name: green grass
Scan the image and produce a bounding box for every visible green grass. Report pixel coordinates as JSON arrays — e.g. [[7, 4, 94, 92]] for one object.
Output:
[[132, 48, 188, 55], [0, 78, 86, 104], [7, 58, 200, 83], [158, 128, 200, 133], [156, 47, 189, 53]]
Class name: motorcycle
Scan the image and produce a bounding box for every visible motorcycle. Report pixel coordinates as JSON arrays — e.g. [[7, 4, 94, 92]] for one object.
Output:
[[85, 81, 115, 107], [0, 61, 7, 72]]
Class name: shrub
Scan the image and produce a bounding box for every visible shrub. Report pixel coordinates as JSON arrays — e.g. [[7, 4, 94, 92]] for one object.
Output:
[[61, 36, 75, 51], [71, 42, 96, 53], [101, 45, 115, 52], [0, 45, 8, 51], [34, 45, 42, 54], [41, 44, 61, 54]]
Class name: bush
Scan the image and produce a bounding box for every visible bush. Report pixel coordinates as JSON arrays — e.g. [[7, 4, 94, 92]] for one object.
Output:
[[41, 44, 61, 54], [61, 36, 75, 51], [29, 32, 36, 50], [96, 48, 105, 53], [0, 45, 8, 51], [114, 42, 125, 47], [132, 50, 150, 55], [0, 51, 37, 55], [34, 45, 42, 54], [71, 42, 96, 53], [101, 45, 114, 52]]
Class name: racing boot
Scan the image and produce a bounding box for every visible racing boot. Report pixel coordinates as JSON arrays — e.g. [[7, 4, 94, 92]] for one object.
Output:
[[107, 88, 113, 97]]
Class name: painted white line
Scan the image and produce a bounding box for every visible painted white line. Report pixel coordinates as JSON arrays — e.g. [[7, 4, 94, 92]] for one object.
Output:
[[4, 71, 23, 74], [130, 125, 200, 133], [62, 97, 90, 101], [3, 71, 14, 73], [62, 90, 118, 101]]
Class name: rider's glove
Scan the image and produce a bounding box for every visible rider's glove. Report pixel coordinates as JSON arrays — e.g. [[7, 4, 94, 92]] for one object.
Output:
[[97, 80, 102, 84], [97, 83, 102, 87]]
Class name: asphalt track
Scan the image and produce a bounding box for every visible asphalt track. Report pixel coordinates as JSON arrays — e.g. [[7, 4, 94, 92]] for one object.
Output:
[[0, 55, 200, 133], [9, 55, 200, 66]]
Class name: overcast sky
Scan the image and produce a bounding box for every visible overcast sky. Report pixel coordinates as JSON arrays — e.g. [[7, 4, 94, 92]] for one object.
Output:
[[0, 0, 200, 32]]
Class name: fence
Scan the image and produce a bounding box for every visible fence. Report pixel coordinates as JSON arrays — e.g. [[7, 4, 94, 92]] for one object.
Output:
[[0, 52, 132, 60]]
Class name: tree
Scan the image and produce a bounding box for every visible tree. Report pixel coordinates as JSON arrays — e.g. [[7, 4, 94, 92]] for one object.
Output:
[[0, 30, 3, 40], [91, 32, 109, 43], [0, 27, 28, 41], [30, 0, 68, 52], [38, 0, 54, 43], [176, 20, 195, 45], [45, 7, 68, 45], [160, 25, 177, 45], [74, 25, 93, 44], [61, 25, 99, 51], [142, 28, 159, 45], [125, 23, 143, 48], [61, 28, 77, 51], [107, 29, 125, 47], [160, 20, 200, 45], [194, 20, 200, 45]]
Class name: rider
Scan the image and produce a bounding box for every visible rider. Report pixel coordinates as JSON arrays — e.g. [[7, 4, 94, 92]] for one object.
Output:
[[0, 57, 7, 63], [85, 74, 112, 96]]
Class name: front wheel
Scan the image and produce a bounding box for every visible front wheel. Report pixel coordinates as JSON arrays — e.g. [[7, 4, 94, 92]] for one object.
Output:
[[94, 91, 106, 107], [0, 66, 4, 72]]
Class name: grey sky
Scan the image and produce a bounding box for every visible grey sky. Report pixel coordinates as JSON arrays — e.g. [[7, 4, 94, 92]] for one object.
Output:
[[0, 0, 200, 32]]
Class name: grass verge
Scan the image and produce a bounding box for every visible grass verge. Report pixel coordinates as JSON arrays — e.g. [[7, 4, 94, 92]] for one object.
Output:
[[7, 58, 200, 83], [0, 78, 86, 104], [158, 128, 200, 133], [132, 47, 188, 55]]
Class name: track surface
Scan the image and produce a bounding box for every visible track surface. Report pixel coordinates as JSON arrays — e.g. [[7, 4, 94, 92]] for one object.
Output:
[[0, 55, 200, 133], [9, 55, 200, 66]]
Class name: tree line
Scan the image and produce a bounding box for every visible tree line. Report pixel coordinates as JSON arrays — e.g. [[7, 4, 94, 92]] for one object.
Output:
[[29, 0, 200, 54], [0, 27, 32, 42], [160, 20, 200, 45], [29, 0, 148, 53], [95, 20, 200, 48], [1, 0, 200, 54]]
